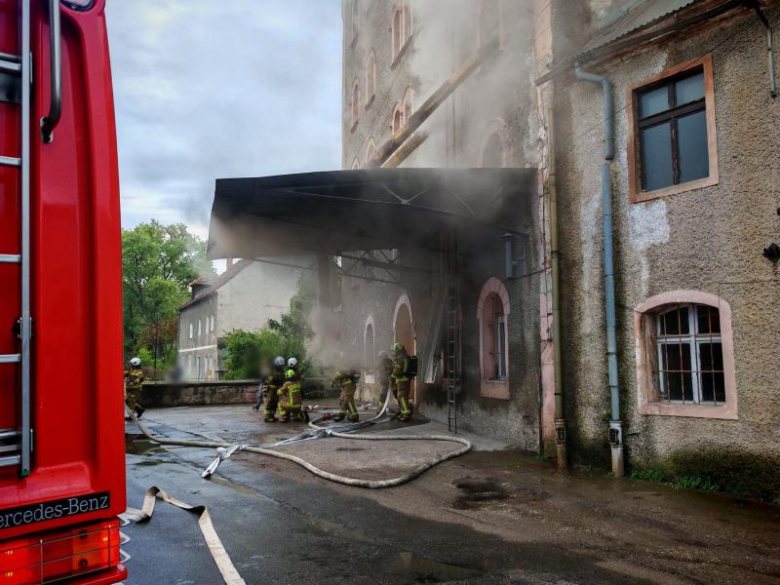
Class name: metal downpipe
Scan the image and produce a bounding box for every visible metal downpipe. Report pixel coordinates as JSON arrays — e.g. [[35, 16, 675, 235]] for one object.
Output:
[[546, 109, 567, 470], [574, 66, 624, 477]]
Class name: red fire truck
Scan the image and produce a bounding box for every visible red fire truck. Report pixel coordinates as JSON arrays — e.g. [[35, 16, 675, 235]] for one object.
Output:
[[0, 0, 126, 582]]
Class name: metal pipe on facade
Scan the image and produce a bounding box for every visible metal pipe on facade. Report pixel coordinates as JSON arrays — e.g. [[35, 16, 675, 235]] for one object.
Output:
[[747, 0, 778, 98], [574, 65, 624, 478], [545, 107, 568, 470]]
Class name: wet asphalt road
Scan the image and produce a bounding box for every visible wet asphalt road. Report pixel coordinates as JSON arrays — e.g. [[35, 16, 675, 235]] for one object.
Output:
[[121, 407, 780, 585]]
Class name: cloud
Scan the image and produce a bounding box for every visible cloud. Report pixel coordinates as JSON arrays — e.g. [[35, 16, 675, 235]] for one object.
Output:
[[106, 0, 343, 236]]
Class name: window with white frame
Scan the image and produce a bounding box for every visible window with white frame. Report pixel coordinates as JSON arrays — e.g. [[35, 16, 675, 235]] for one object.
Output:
[[481, 292, 507, 381], [189, 322, 194, 340], [496, 315, 507, 380], [210, 315, 215, 332], [198, 319, 202, 337], [655, 304, 724, 404]]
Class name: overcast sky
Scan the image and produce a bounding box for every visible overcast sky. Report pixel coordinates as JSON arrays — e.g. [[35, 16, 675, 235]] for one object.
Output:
[[106, 0, 343, 241]]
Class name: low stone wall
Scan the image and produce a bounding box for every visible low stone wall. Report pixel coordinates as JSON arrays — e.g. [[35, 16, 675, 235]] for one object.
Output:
[[139, 380, 260, 408]]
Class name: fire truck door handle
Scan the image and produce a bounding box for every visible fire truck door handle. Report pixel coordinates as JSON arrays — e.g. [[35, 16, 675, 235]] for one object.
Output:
[[40, 0, 62, 143]]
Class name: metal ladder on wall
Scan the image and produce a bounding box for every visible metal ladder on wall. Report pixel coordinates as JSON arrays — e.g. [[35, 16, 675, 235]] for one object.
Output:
[[445, 230, 461, 434], [0, 0, 33, 476]]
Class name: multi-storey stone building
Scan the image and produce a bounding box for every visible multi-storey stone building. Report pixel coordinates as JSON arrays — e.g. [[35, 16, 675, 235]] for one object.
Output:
[[334, 0, 780, 498], [209, 0, 780, 500]]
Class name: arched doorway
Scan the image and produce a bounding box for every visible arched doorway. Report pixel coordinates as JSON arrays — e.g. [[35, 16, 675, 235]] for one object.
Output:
[[392, 294, 415, 401]]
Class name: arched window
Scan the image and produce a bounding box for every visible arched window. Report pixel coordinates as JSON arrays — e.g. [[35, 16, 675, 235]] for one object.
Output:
[[351, 157, 360, 170], [479, 0, 500, 48], [482, 133, 503, 167], [477, 277, 510, 399], [351, 78, 360, 128], [391, 3, 411, 62], [402, 86, 414, 121], [634, 291, 737, 419], [351, 0, 360, 43], [364, 318, 375, 371], [391, 101, 405, 135], [480, 120, 508, 167], [365, 138, 376, 166], [366, 49, 376, 104]]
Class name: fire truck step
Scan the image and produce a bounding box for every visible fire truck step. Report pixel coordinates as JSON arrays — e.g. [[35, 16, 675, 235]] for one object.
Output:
[[0, 455, 21, 468], [0, 354, 21, 364], [0, 52, 21, 75], [0, 429, 20, 441], [0, 156, 21, 167], [0, 254, 22, 264]]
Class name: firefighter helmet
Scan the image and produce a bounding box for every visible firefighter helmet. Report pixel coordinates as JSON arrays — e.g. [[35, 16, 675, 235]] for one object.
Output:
[[273, 356, 285, 368], [130, 357, 141, 367], [287, 357, 298, 369], [392, 343, 405, 354], [285, 369, 296, 380]]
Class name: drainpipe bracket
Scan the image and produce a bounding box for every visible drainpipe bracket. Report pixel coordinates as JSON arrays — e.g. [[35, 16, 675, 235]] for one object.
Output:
[[608, 420, 622, 446]]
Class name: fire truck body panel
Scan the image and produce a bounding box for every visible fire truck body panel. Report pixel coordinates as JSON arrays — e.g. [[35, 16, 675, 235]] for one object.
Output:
[[0, 0, 126, 582]]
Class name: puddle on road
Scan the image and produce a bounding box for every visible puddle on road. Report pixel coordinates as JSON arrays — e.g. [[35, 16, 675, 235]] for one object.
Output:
[[452, 476, 511, 510], [395, 551, 484, 582], [125, 434, 166, 456]]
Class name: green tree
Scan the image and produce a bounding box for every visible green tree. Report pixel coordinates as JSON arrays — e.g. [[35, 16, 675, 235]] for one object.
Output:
[[122, 220, 214, 374]]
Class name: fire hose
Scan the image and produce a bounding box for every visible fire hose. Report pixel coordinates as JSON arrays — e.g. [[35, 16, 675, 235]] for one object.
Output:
[[124, 393, 471, 585], [127, 388, 472, 489]]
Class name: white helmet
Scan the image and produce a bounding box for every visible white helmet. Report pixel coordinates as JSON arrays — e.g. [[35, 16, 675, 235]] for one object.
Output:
[[130, 357, 141, 367], [287, 357, 298, 368], [273, 356, 285, 368]]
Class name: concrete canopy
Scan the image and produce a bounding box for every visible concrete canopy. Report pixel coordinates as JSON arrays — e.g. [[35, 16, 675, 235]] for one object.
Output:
[[207, 168, 536, 259]]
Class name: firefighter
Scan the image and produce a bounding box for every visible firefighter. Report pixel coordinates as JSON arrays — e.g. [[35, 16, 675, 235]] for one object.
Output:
[[377, 351, 394, 406], [277, 368, 305, 423], [332, 367, 360, 422], [390, 343, 412, 422], [260, 356, 286, 422], [124, 357, 145, 419]]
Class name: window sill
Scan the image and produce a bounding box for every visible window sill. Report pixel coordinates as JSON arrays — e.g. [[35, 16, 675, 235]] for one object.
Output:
[[630, 174, 719, 204], [639, 401, 737, 420], [480, 379, 509, 400], [390, 36, 413, 71], [365, 94, 375, 111]]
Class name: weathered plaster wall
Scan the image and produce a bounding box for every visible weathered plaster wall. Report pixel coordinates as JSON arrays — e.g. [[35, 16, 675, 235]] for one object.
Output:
[[140, 381, 258, 408], [216, 262, 301, 337], [553, 4, 780, 493]]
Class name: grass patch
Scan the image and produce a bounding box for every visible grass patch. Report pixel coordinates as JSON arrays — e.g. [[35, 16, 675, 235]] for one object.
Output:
[[673, 476, 719, 492], [629, 469, 666, 483]]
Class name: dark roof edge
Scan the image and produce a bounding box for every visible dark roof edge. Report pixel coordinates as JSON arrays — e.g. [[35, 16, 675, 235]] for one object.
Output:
[[178, 259, 252, 312], [535, 0, 744, 86]]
